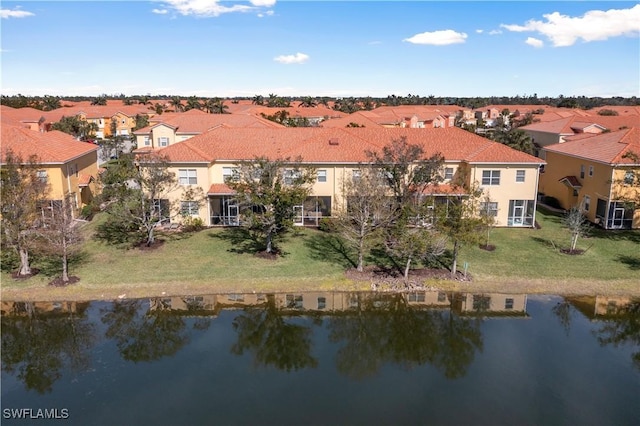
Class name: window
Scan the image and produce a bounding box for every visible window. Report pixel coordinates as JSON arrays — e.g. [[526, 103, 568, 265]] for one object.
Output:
[[583, 195, 591, 212], [317, 170, 327, 183], [580, 164, 585, 179], [589, 166, 594, 177], [222, 167, 239, 182], [515, 170, 525, 183], [407, 292, 426, 303], [444, 167, 454, 180], [284, 169, 300, 185], [505, 298, 514, 310], [158, 137, 169, 147], [472, 295, 491, 311], [317, 297, 326, 310], [286, 294, 303, 309], [144, 136, 150, 146], [482, 170, 501, 185], [36, 170, 48, 183], [181, 201, 199, 216], [352, 169, 361, 182], [179, 169, 197, 185], [480, 202, 498, 217], [437, 292, 447, 303], [624, 171, 635, 185], [228, 294, 244, 302]]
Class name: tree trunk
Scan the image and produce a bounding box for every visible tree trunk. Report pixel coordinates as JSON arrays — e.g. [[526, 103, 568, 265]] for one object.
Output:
[[404, 256, 412, 282], [62, 251, 69, 283], [266, 231, 273, 253], [146, 226, 155, 247], [451, 240, 459, 278], [18, 247, 32, 276], [357, 237, 364, 272], [570, 233, 578, 251]]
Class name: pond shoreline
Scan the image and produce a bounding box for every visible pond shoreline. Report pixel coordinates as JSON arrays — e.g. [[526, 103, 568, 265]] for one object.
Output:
[[2, 274, 639, 302]]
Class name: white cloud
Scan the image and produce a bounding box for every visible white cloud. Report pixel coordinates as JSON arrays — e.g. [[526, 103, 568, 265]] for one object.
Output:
[[476, 29, 484, 34], [403, 30, 467, 45], [250, 0, 276, 6], [159, 0, 275, 17], [525, 37, 544, 48], [152, 9, 168, 15], [257, 10, 274, 18], [488, 29, 502, 35], [273, 52, 309, 64], [501, 4, 640, 47], [1, 8, 34, 19]]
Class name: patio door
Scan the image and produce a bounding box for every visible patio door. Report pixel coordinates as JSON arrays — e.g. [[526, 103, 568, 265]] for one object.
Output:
[[511, 200, 525, 226], [612, 207, 625, 229], [293, 205, 304, 226], [224, 198, 239, 226]]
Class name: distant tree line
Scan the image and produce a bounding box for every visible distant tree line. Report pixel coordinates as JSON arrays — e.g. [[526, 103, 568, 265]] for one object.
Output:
[[3, 94, 638, 112]]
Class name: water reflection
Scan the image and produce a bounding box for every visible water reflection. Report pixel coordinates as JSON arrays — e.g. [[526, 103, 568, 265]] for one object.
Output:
[[1, 302, 95, 393], [2, 291, 639, 395]]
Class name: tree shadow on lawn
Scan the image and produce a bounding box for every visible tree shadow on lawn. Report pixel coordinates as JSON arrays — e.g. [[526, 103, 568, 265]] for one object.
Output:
[[530, 236, 561, 251], [617, 254, 640, 270], [209, 227, 265, 255], [34, 251, 91, 278], [303, 232, 357, 269], [589, 228, 640, 244]]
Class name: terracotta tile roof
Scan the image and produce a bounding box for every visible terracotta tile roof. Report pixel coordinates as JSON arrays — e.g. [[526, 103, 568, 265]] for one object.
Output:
[[1, 125, 98, 164], [134, 110, 284, 135], [78, 174, 94, 186], [207, 183, 235, 194], [559, 175, 582, 189], [157, 127, 544, 166], [544, 127, 640, 165], [521, 115, 640, 135], [319, 112, 383, 128]]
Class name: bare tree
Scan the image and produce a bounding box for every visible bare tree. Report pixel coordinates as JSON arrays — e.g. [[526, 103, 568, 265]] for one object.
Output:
[[38, 194, 83, 284], [333, 167, 395, 272], [563, 206, 590, 252], [1, 150, 49, 276]]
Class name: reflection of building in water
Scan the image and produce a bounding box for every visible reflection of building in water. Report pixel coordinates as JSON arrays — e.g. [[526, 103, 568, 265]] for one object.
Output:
[[0, 301, 89, 317], [148, 295, 218, 315], [567, 295, 637, 319], [451, 293, 529, 317]]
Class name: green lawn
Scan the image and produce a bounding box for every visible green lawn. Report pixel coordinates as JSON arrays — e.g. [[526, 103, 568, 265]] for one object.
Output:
[[459, 207, 640, 282], [2, 208, 639, 300]]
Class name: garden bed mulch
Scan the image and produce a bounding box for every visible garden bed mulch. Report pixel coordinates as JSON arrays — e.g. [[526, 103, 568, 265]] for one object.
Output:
[[48, 276, 80, 287], [345, 265, 472, 292]]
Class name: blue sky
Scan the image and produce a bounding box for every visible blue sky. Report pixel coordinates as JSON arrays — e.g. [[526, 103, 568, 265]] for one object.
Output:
[[1, 1, 639, 98]]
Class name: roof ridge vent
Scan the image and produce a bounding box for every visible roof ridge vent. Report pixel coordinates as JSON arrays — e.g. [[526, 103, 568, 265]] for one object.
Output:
[[329, 137, 339, 145]]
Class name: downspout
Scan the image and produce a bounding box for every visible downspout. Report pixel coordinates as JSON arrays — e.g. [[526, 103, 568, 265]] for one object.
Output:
[[532, 164, 541, 228], [66, 163, 74, 219], [606, 166, 615, 229]]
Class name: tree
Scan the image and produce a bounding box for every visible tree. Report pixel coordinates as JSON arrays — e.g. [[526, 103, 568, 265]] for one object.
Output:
[[493, 129, 535, 155], [169, 96, 184, 112], [298, 96, 317, 108], [0, 150, 49, 276], [91, 95, 107, 106], [226, 157, 316, 254], [333, 167, 395, 272], [563, 206, 590, 252], [37, 194, 83, 284], [137, 95, 151, 105], [50, 115, 98, 141], [434, 186, 486, 277], [132, 113, 149, 131], [479, 193, 498, 249], [185, 96, 202, 111], [252, 94, 264, 105], [41, 95, 61, 111], [205, 98, 229, 114], [96, 152, 179, 247], [150, 102, 166, 115]]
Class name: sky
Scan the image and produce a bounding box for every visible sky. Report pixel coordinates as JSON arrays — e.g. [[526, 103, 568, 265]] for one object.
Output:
[[1, 1, 639, 98]]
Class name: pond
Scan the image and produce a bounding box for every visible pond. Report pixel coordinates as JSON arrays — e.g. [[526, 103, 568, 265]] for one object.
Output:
[[2, 291, 639, 426]]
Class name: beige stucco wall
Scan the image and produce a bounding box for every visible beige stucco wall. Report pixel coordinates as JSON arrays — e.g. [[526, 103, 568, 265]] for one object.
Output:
[[471, 164, 540, 227], [150, 125, 176, 148], [39, 151, 98, 211]]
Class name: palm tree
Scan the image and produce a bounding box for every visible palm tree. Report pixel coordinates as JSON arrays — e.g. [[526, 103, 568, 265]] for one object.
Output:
[[150, 103, 166, 115], [495, 129, 534, 155], [137, 95, 151, 105], [185, 96, 202, 111], [252, 95, 264, 106], [211, 98, 229, 114], [298, 96, 317, 108], [169, 96, 184, 112], [91, 95, 107, 106], [41, 95, 61, 111]]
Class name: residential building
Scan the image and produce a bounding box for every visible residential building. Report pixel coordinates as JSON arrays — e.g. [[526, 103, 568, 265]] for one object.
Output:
[[540, 128, 640, 229], [150, 127, 544, 228], [1, 125, 99, 216], [132, 109, 284, 150]]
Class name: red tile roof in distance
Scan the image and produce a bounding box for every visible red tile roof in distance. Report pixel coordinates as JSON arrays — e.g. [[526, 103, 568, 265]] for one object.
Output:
[[1, 125, 98, 164]]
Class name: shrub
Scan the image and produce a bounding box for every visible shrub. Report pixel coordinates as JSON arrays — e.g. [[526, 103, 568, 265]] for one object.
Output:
[[80, 205, 95, 220], [182, 216, 205, 232], [597, 109, 619, 116], [318, 217, 336, 232]]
